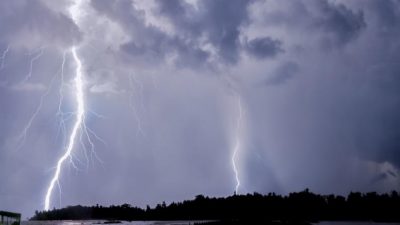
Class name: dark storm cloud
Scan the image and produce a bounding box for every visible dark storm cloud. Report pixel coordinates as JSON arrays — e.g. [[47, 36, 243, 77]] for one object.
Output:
[[355, 110, 400, 169], [347, 0, 400, 168], [388, 170, 398, 178], [156, 0, 254, 64], [0, 0, 81, 47], [91, 0, 210, 68], [371, 170, 398, 184], [244, 37, 283, 59], [258, 0, 366, 47], [245, 0, 399, 171], [367, 0, 400, 30], [155, 0, 190, 26], [313, 0, 366, 46], [90, 0, 167, 60], [264, 62, 298, 86], [91, 0, 255, 67], [244, 151, 284, 193], [371, 173, 390, 184]]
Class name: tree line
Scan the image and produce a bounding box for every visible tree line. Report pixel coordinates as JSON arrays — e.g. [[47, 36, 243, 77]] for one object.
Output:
[[32, 189, 400, 223]]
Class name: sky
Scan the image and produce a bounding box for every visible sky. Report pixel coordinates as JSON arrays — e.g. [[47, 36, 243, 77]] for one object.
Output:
[[0, 0, 400, 218]]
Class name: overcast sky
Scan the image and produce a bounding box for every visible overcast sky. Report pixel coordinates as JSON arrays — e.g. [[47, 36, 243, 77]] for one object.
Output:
[[1, 0, 400, 218]]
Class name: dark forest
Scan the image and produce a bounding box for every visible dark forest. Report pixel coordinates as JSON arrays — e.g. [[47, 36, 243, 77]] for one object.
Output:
[[32, 189, 400, 224]]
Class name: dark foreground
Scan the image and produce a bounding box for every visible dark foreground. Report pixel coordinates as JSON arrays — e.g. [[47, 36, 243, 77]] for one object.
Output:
[[195, 220, 312, 225], [32, 190, 400, 223], [22, 221, 400, 225]]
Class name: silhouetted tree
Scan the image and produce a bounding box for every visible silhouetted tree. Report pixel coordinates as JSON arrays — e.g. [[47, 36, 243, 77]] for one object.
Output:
[[31, 190, 400, 223]]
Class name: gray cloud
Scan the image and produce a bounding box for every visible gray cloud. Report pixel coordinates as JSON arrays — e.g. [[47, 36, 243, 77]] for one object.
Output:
[[367, 0, 400, 31], [264, 61, 298, 86], [0, 0, 81, 48], [256, 0, 366, 48], [156, 0, 254, 64], [244, 37, 283, 59], [313, 0, 366, 46], [90, 0, 255, 68], [91, 0, 211, 69], [371, 170, 398, 184]]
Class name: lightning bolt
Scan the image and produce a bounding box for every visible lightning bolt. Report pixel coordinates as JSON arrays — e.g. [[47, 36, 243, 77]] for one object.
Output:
[[44, 46, 84, 211], [0, 45, 10, 70], [44, 0, 87, 211], [55, 51, 68, 145], [128, 74, 145, 137], [232, 96, 243, 194], [16, 70, 56, 151], [22, 47, 45, 83], [16, 51, 67, 151]]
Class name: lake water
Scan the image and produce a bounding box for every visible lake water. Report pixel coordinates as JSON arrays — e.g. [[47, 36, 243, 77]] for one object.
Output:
[[22, 221, 211, 225], [317, 223, 400, 225], [21, 221, 400, 225]]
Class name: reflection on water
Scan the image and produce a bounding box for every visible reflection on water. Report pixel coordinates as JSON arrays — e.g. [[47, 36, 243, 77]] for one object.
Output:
[[22, 221, 400, 225], [317, 222, 400, 225], [22, 221, 207, 225]]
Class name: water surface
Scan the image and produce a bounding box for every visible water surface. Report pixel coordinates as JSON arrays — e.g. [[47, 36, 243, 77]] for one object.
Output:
[[22, 221, 400, 225], [317, 222, 400, 225], [22, 221, 209, 225]]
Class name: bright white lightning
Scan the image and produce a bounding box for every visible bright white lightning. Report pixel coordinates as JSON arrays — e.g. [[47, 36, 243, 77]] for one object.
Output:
[[44, 46, 85, 211], [44, 0, 105, 210], [232, 97, 243, 194]]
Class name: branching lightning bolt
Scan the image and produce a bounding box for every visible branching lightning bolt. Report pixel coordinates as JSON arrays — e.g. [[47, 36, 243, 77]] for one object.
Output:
[[232, 96, 243, 194], [22, 47, 45, 83], [128, 74, 145, 137], [16, 52, 66, 151], [55, 52, 68, 145], [44, 46, 85, 211], [0, 45, 10, 70], [44, 0, 88, 211], [16, 73, 56, 151]]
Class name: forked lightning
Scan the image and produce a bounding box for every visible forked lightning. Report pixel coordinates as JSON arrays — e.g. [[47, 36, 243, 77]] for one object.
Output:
[[232, 96, 243, 194], [44, 0, 87, 211]]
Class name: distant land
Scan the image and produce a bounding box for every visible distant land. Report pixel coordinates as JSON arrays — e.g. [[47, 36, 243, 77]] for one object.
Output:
[[32, 189, 400, 224]]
